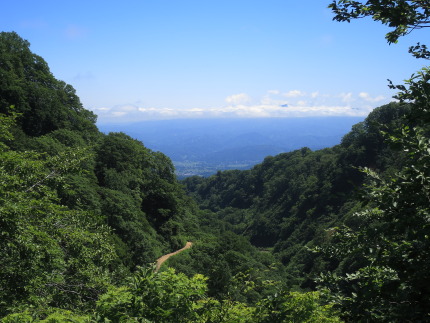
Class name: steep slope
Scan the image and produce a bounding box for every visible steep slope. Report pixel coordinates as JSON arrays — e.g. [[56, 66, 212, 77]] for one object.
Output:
[[0, 32, 199, 312], [183, 102, 410, 287], [0, 32, 287, 316]]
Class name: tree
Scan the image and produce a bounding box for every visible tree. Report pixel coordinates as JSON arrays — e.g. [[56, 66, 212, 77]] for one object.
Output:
[[94, 132, 191, 265], [0, 32, 98, 138], [94, 266, 341, 323], [95, 267, 210, 322], [329, 0, 430, 58], [317, 121, 430, 320], [0, 110, 120, 315], [254, 291, 341, 323], [315, 1, 430, 321]]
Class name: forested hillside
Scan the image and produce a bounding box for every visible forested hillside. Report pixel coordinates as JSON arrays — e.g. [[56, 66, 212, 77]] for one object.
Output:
[[0, 31, 342, 322], [183, 101, 409, 285], [1, 0, 430, 321], [182, 0, 430, 320]]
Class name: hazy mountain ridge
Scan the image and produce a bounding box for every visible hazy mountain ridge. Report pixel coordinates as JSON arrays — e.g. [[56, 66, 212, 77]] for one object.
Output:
[[98, 117, 365, 176]]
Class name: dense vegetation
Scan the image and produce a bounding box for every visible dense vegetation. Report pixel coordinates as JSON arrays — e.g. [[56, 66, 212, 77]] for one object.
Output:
[[1, 1, 430, 321], [0, 31, 340, 322], [183, 101, 409, 285]]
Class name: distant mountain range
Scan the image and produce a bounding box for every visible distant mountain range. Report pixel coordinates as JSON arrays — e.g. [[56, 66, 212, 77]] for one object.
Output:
[[98, 117, 365, 177]]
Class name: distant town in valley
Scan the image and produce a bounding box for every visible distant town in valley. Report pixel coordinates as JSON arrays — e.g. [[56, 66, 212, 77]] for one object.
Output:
[[99, 116, 364, 177]]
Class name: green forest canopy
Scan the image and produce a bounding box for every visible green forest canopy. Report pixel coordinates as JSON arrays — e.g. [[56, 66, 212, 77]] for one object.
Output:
[[1, 1, 430, 319]]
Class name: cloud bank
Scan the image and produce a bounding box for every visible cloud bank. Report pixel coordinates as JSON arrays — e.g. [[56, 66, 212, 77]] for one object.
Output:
[[93, 90, 389, 124]]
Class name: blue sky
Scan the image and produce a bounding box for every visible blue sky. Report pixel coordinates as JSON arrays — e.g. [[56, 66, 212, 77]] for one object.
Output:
[[2, 0, 426, 123]]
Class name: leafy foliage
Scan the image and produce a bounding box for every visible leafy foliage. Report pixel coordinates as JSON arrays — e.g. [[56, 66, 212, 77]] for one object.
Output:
[[315, 67, 430, 321], [0, 112, 120, 315], [0, 32, 98, 138], [312, 2, 430, 321], [96, 267, 208, 322], [183, 102, 407, 290], [94, 266, 340, 323], [0, 32, 201, 317], [2, 14, 430, 320], [329, 0, 430, 50]]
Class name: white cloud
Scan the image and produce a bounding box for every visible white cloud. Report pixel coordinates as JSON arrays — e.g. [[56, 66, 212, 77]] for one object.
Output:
[[93, 107, 110, 111], [283, 90, 306, 98], [92, 90, 390, 123], [359, 92, 386, 102], [339, 92, 354, 103], [261, 90, 288, 106], [225, 93, 250, 105], [111, 111, 127, 117]]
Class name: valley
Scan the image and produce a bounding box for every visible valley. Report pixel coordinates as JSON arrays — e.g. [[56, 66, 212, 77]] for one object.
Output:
[[2, 0, 430, 317], [99, 117, 364, 177]]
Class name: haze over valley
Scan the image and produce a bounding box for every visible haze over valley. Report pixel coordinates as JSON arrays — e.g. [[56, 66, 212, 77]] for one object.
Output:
[[99, 116, 364, 177]]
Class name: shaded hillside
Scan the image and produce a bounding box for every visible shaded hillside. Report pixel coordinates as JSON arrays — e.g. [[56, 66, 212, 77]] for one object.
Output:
[[183, 102, 410, 287], [0, 32, 207, 311], [0, 31, 297, 319]]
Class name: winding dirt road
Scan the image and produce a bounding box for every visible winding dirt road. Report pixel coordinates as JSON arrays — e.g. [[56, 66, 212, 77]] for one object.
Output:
[[155, 241, 193, 272]]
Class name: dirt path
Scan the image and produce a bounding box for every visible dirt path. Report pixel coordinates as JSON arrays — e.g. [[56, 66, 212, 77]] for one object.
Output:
[[155, 241, 193, 272]]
